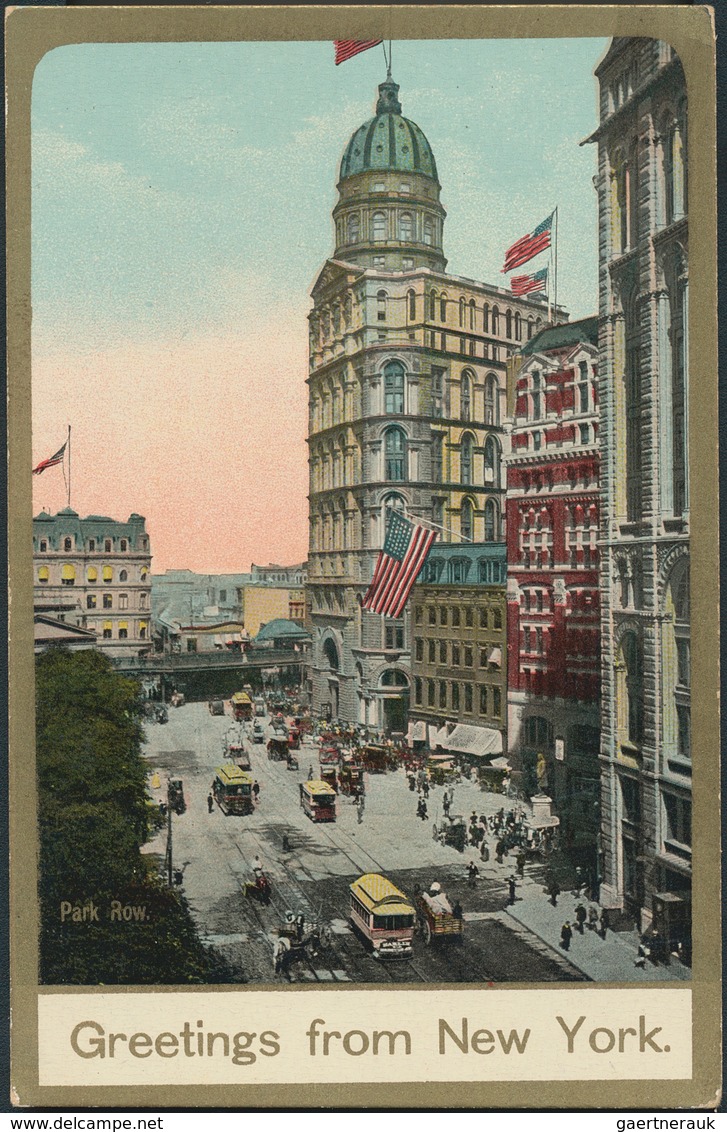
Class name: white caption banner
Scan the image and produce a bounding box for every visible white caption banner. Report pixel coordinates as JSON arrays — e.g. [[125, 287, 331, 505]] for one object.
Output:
[[39, 988, 691, 1086]]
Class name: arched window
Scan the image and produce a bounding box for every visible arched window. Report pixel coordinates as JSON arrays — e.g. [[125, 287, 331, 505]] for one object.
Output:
[[423, 217, 434, 246], [429, 290, 437, 319], [469, 299, 476, 330], [38, 566, 49, 583], [104, 539, 112, 552], [485, 498, 499, 541], [461, 498, 474, 542], [505, 309, 513, 338], [347, 212, 360, 243], [484, 436, 499, 486], [384, 361, 405, 413], [514, 312, 522, 340], [460, 433, 474, 485], [483, 303, 489, 332], [399, 212, 413, 242], [384, 427, 407, 481], [461, 371, 472, 421], [407, 289, 416, 321], [459, 297, 466, 327], [102, 565, 113, 582], [344, 292, 352, 327], [485, 373, 498, 424], [492, 306, 500, 335], [87, 566, 97, 582], [61, 563, 76, 586], [372, 211, 386, 241], [377, 289, 388, 322], [323, 637, 340, 671], [527, 318, 534, 339], [64, 537, 72, 552], [440, 293, 448, 322]]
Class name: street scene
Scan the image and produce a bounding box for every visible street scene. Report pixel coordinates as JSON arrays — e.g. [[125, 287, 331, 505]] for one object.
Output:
[[142, 699, 688, 984]]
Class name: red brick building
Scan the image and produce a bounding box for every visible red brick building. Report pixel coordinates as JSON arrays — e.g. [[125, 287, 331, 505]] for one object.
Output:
[[505, 317, 600, 860]]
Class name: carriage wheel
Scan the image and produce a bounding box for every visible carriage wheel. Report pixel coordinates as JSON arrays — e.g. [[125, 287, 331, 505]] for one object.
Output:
[[423, 920, 433, 947]]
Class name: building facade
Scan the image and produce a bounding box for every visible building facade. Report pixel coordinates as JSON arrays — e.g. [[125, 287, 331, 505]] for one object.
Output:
[[307, 74, 564, 729], [505, 318, 600, 860], [33, 508, 152, 658], [587, 39, 690, 943], [409, 542, 507, 747]]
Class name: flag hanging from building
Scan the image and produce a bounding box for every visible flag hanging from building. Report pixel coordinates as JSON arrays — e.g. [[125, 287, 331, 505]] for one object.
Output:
[[334, 39, 383, 65], [502, 212, 554, 273], [32, 440, 67, 476], [362, 510, 437, 619], [510, 266, 549, 296]]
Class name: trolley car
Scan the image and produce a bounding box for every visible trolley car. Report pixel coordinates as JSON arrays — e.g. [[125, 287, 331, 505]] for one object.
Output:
[[212, 763, 254, 815], [349, 873, 415, 959]]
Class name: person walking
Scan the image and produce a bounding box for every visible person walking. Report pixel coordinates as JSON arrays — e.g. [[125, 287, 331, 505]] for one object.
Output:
[[560, 921, 573, 951], [575, 903, 587, 934], [417, 797, 428, 821], [252, 779, 261, 804], [495, 838, 505, 865], [507, 876, 517, 906], [516, 849, 526, 878], [599, 907, 610, 939], [422, 779, 430, 800], [587, 904, 599, 931], [308, 765, 314, 779], [467, 861, 479, 888], [480, 838, 490, 864], [442, 792, 450, 818], [547, 874, 561, 907], [356, 794, 365, 824], [207, 792, 214, 814]]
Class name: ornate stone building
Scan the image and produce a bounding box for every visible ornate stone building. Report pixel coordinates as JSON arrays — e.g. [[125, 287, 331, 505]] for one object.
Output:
[[306, 74, 562, 729], [586, 39, 689, 946], [505, 317, 600, 862], [33, 508, 152, 659]]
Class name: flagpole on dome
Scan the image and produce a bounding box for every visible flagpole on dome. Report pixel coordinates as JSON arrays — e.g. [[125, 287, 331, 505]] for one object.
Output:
[[67, 424, 71, 508], [553, 205, 559, 325]]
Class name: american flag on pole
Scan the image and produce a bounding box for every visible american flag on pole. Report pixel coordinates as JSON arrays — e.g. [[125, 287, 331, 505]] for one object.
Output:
[[502, 212, 554, 273], [510, 266, 549, 296], [334, 39, 383, 65], [32, 440, 67, 476], [362, 510, 437, 619]]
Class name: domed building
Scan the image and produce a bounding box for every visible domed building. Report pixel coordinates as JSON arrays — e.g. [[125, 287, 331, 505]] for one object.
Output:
[[306, 74, 566, 731]]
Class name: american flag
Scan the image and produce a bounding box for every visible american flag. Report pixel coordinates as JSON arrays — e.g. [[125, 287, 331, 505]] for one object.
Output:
[[362, 511, 437, 619], [334, 39, 383, 65], [502, 212, 554, 274], [511, 266, 549, 296], [32, 440, 67, 476]]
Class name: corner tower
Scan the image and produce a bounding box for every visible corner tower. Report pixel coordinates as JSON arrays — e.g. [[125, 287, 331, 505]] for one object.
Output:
[[333, 77, 447, 273]]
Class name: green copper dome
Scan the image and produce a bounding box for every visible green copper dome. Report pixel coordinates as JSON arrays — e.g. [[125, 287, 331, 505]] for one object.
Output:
[[340, 78, 439, 182]]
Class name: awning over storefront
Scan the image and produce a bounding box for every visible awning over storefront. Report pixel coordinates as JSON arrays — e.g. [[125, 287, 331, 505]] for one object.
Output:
[[444, 724, 503, 758], [428, 724, 451, 750], [488, 647, 502, 667], [407, 720, 427, 743]]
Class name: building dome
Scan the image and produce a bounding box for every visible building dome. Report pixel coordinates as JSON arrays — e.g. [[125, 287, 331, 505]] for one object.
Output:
[[340, 78, 438, 182]]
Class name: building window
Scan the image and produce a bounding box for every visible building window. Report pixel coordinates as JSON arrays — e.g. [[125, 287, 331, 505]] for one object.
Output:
[[87, 539, 94, 552], [451, 683, 460, 711], [505, 309, 512, 338], [439, 681, 447, 709], [440, 640, 449, 665], [439, 606, 448, 626], [461, 498, 474, 542], [464, 683, 473, 713], [104, 539, 112, 552], [102, 566, 113, 583], [449, 558, 468, 584], [431, 367, 444, 418], [385, 620, 404, 650], [103, 625, 113, 639], [414, 677, 422, 705], [103, 593, 113, 609], [415, 638, 424, 662], [663, 793, 691, 854], [484, 499, 499, 541], [403, 257, 414, 271], [37, 566, 49, 583], [460, 372, 472, 421], [373, 256, 386, 269], [484, 374, 498, 425], [407, 289, 416, 321], [61, 564, 75, 586], [531, 370, 542, 419], [86, 595, 96, 609], [428, 640, 436, 663], [451, 606, 461, 628], [580, 423, 590, 445], [118, 569, 127, 582], [532, 431, 542, 451], [399, 212, 413, 242], [451, 643, 460, 666], [428, 606, 436, 625], [187, 638, 197, 653], [492, 687, 501, 716], [460, 433, 473, 485], [118, 623, 128, 640], [63, 537, 72, 552], [464, 645, 473, 667], [459, 297, 465, 327], [384, 426, 407, 481], [377, 290, 388, 322], [348, 213, 360, 243], [484, 435, 498, 485], [372, 211, 386, 241], [492, 306, 500, 335], [423, 217, 433, 246], [120, 539, 128, 552], [119, 594, 128, 611], [479, 685, 488, 714], [384, 361, 405, 413], [427, 680, 435, 707], [440, 294, 448, 322], [429, 290, 437, 319], [515, 312, 522, 340]]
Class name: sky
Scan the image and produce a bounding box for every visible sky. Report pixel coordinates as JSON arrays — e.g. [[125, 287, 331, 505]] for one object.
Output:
[[31, 37, 609, 573]]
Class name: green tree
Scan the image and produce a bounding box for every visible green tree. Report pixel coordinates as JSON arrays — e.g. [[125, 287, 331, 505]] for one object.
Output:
[[36, 649, 240, 984]]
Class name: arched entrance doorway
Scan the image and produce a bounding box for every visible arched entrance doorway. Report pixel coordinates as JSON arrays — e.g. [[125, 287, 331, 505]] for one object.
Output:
[[379, 669, 409, 735], [322, 637, 340, 720]]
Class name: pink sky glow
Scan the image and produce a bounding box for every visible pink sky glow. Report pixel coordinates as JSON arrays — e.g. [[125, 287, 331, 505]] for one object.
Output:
[[32, 329, 310, 573]]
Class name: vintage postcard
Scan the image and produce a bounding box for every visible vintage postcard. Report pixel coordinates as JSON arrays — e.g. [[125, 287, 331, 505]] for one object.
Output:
[[7, 4, 720, 1110]]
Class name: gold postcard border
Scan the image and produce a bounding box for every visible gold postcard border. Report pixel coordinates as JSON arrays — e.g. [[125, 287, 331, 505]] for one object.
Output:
[[6, 4, 720, 1110]]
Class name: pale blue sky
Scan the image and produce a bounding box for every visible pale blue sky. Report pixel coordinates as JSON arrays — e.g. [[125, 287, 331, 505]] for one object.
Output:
[[32, 37, 608, 355]]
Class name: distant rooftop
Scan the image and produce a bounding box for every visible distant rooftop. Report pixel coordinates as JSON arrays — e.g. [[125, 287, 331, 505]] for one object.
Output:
[[521, 315, 599, 357]]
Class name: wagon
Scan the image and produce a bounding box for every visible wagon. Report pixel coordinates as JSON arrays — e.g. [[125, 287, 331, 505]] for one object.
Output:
[[432, 814, 467, 852], [416, 890, 464, 946]]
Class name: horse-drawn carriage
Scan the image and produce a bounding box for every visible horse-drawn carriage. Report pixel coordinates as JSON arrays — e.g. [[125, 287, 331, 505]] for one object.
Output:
[[432, 814, 467, 852], [361, 744, 389, 774], [267, 735, 290, 762], [416, 886, 464, 946]]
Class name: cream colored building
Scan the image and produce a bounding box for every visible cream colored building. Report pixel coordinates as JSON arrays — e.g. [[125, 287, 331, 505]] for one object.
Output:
[[239, 585, 301, 639]]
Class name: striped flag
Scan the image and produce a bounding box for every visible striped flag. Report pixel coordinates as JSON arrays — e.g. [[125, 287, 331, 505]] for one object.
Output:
[[502, 212, 554, 273], [32, 440, 67, 476], [511, 266, 549, 296], [334, 39, 383, 65], [362, 510, 437, 619]]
